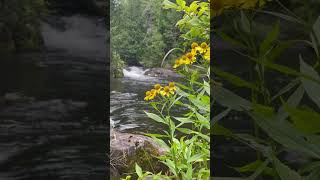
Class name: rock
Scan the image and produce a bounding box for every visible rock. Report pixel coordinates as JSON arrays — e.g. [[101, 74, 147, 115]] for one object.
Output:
[[144, 68, 181, 78], [110, 129, 168, 179]]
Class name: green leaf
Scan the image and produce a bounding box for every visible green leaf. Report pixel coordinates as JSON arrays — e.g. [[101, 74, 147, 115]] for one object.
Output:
[[203, 80, 210, 95], [271, 154, 303, 180], [260, 20, 280, 55], [252, 103, 275, 118], [259, 10, 304, 25], [271, 78, 299, 101], [187, 1, 199, 13], [212, 108, 231, 124], [234, 160, 264, 173], [148, 135, 170, 151], [311, 33, 320, 58], [247, 57, 320, 84], [285, 105, 320, 134], [312, 16, 320, 48], [267, 41, 293, 62], [248, 111, 320, 159], [186, 164, 193, 179], [135, 163, 143, 177], [213, 67, 258, 90], [213, 86, 251, 111], [145, 112, 166, 124], [212, 123, 234, 137], [235, 133, 268, 152], [300, 57, 320, 109], [196, 112, 209, 129], [299, 161, 320, 174], [247, 159, 272, 180], [276, 85, 304, 121], [163, 159, 177, 176], [174, 117, 193, 127], [177, 127, 193, 134], [176, 0, 186, 8], [162, 0, 178, 9], [187, 153, 203, 163], [215, 30, 246, 48], [240, 11, 251, 34], [189, 96, 210, 112], [307, 168, 320, 180]]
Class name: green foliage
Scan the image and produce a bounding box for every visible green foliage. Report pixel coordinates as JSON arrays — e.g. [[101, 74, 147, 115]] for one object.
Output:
[[110, 0, 182, 67], [124, 0, 210, 179], [0, 0, 46, 53], [163, 0, 210, 43], [213, 1, 320, 179], [111, 51, 125, 78], [136, 60, 210, 179]]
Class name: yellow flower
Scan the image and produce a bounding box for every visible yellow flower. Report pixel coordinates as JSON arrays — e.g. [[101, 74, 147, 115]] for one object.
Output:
[[173, 58, 182, 69], [186, 52, 196, 64], [181, 55, 191, 65], [160, 86, 171, 97], [144, 91, 151, 101], [203, 47, 210, 61], [154, 84, 162, 92], [201, 42, 209, 52], [191, 42, 199, 49], [144, 89, 157, 101], [149, 89, 157, 100], [168, 82, 176, 92]]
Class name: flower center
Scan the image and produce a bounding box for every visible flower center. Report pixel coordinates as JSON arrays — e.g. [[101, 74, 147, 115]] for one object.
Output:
[[164, 86, 170, 92], [146, 91, 151, 96], [191, 42, 199, 49], [154, 84, 161, 90], [201, 42, 208, 49]]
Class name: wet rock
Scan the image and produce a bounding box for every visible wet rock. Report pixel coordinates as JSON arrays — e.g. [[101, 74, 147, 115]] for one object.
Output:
[[144, 68, 181, 78], [110, 129, 167, 179]]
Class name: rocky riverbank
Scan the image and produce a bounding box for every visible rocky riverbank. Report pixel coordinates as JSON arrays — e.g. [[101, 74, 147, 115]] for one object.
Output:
[[110, 129, 167, 179]]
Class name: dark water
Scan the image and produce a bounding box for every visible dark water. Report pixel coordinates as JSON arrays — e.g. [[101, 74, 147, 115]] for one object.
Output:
[[0, 15, 108, 180]]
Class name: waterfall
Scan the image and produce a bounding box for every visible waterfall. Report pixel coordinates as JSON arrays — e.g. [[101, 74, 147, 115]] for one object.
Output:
[[122, 66, 151, 80], [41, 15, 107, 58]]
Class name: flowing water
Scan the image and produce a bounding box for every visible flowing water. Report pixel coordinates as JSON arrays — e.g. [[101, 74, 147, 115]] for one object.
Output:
[[110, 66, 170, 133], [0, 15, 108, 180]]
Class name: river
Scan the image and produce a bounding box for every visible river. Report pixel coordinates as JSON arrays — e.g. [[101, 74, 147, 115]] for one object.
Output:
[[0, 15, 108, 180], [110, 66, 171, 133]]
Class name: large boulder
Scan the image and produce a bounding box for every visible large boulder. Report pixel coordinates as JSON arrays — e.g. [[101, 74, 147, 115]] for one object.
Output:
[[110, 129, 167, 179]]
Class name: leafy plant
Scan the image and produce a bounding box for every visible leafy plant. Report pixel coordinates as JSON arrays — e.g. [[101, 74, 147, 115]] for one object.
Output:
[[125, 0, 211, 179], [213, 0, 320, 179]]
